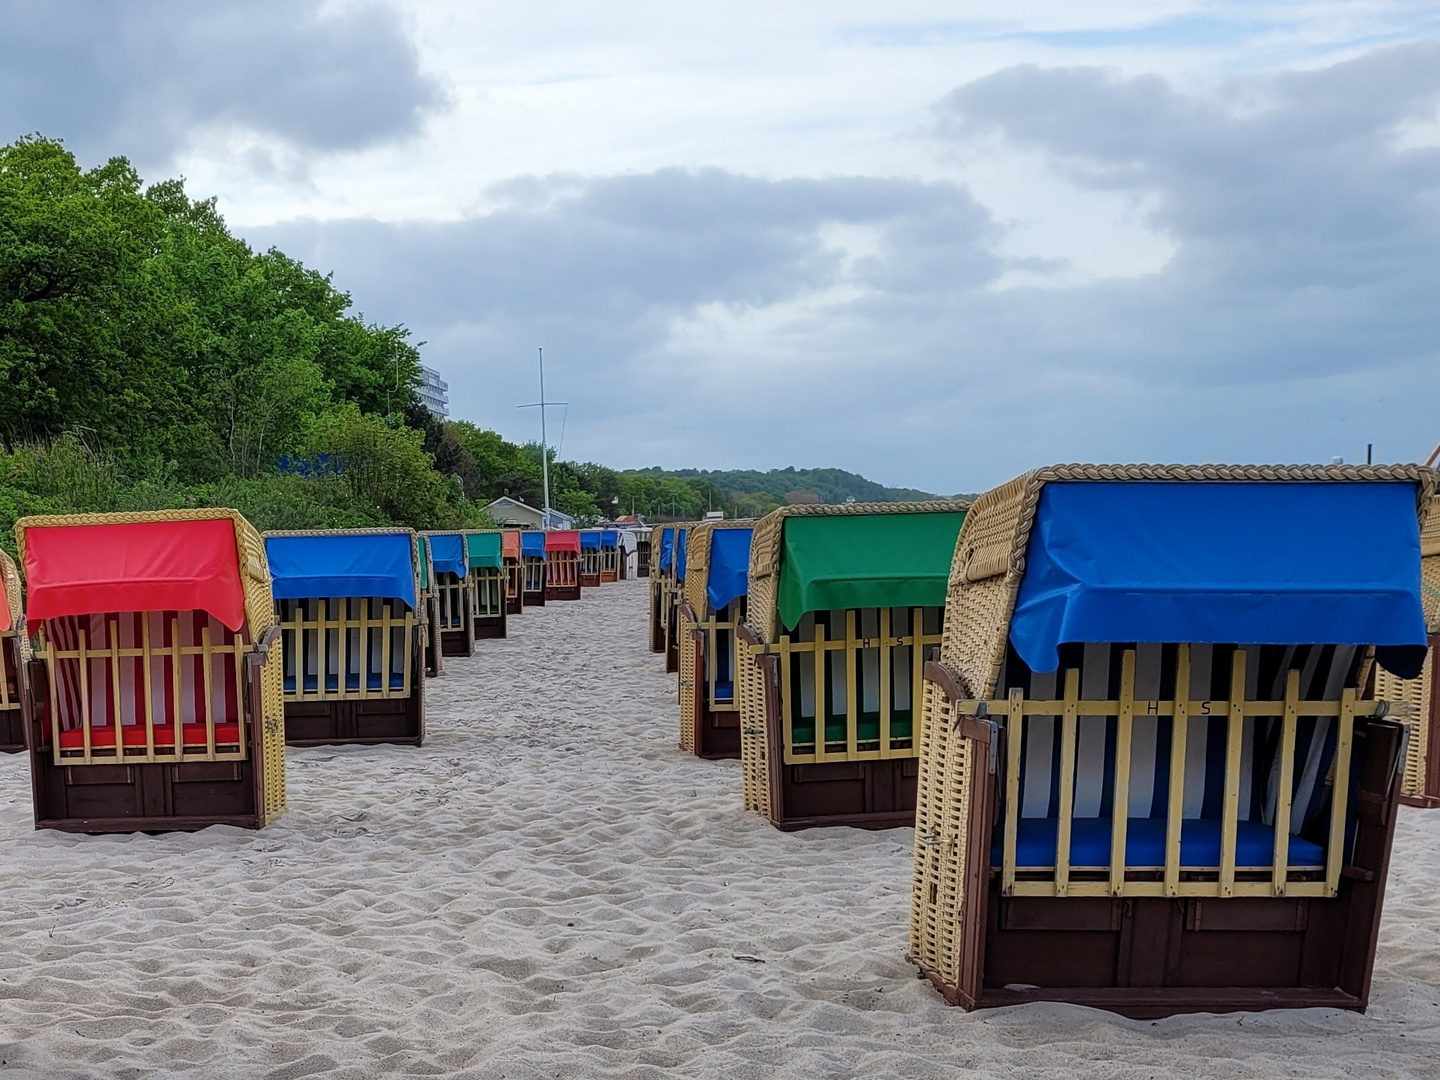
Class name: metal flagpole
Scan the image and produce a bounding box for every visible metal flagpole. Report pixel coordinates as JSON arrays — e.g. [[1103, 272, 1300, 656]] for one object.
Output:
[[518, 347, 568, 529]]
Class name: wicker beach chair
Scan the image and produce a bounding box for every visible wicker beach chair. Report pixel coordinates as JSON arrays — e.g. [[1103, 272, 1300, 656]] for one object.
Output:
[[737, 502, 968, 830], [521, 531, 547, 607], [579, 531, 603, 588], [907, 464, 1432, 1016], [16, 509, 287, 833], [647, 526, 668, 653], [545, 531, 582, 601], [601, 530, 621, 583], [636, 531, 652, 580], [264, 529, 425, 747], [502, 531, 524, 615], [1, 551, 27, 753], [422, 532, 475, 657], [664, 526, 691, 673], [465, 531, 507, 639], [677, 521, 754, 759], [1373, 495, 1440, 806], [416, 534, 443, 677]]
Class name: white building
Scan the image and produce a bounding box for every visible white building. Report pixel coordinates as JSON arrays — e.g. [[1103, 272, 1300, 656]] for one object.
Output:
[[483, 496, 575, 531], [417, 365, 449, 418]]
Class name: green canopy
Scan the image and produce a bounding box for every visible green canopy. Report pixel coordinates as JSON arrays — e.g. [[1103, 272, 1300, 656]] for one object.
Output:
[[777, 511, 966, 630], [416, 536, 430, 591], [465, 532, 504, 570]]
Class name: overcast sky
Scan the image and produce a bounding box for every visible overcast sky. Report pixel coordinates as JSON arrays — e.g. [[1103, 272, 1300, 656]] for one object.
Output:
[[4, 1, 1438, 493]]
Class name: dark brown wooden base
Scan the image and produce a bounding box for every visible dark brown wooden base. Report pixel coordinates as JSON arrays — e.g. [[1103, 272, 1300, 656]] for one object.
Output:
[[523, 590, 546, 607], [506, 594, 523, 615], [440, 627, 475, 657], [547, 584, 582, 601], [1, 705, 23, 753], [915, 718, 1406, 1017], [30, 740, 266, 833], [475, 612, 507, 639], [601, 570, 619, 584], [581, 572, 602, 588], [770, 758, 917, 830], [913, 961, 1362, 1017], [284, 690, 423, 747]]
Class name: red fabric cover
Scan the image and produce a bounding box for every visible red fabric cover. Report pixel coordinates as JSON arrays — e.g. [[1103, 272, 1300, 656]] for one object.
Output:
[[0, 594, 10, 633], [24, 519, 246, 631], [545, 531, 581, 552], [502, 531, 521, 559], [55, 722, 242, 750]]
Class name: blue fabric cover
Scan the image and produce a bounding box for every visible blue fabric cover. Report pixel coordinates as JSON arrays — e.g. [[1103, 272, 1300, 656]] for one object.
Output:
[[521, 531, 546, 558], [428, 534, 468, 578], [995, 816, 1325, 871], [580, 531, 601, 550], [266, 534, 416, 608], [1011, 482, 1428, 676], [707, 528, 753, 612], [601, 530, 618, 548], [659, 528, 675, 571], [677, 529, 688, 582]]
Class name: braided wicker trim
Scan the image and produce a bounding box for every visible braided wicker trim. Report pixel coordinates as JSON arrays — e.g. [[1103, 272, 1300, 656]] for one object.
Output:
[[1, 550, 21, 631], [0, 550, 29, 659], [1422, 495, 1440, 559], [747, 501, 971, 644]]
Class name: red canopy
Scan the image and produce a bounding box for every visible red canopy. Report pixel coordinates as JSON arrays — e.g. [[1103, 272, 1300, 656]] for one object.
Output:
[[24, 518, 247, 631], [502, 531, 521, 559], [545, 530, 581, 552]]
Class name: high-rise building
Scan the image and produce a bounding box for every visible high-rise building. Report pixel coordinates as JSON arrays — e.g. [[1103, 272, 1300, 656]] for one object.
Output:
[[417, 365, 449, 418]]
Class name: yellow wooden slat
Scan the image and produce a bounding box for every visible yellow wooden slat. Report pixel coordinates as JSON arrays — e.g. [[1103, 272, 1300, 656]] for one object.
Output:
[[1219, 649, 1247, 897], [1164, 645, 1190, 897], [1325, 690, 1356, 896], [1271, 668, 1299, 896], [1056, 667, 1080, 897], [1002, 687, 1024, 896], [845, 610, 858, 759], [1109, 649, 1135, 896]]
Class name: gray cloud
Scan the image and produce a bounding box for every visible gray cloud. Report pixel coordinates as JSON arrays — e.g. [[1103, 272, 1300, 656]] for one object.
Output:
[[0, 0, 443, 166], [257, 43, 1440, 491]]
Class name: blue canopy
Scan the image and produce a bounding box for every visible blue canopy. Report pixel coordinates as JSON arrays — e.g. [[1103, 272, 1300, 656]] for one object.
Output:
[[427, 533, 468, 579], [266, 533, 417, 608], [521, 531, 546, 558], [707, 528, 753, 612], [580, 531, 601, 550], [1010, 481, 1428, 678], [659, 528, 675, 571], [676, 529, 688, 582], [601, 530, 618, 548]]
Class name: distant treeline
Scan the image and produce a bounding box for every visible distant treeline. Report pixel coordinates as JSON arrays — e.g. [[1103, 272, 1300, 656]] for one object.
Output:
[[0, 135, 942, 553], [627, 466, 953, 509]]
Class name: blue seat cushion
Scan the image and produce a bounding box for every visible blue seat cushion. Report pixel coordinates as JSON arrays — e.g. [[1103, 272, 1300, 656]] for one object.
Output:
[[994, 816, 1325, 871], [284, 671, 406, 693]]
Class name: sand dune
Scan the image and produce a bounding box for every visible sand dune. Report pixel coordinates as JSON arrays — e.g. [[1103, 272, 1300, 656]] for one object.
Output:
[[2, 580, 1438, 1078]]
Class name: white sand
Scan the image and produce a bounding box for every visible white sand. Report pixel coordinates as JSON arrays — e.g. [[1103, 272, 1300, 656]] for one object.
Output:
[[2, 579, 1439, 1078]]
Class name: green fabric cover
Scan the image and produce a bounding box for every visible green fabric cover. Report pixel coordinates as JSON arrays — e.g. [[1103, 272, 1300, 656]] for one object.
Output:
[[417, 537, 430, 590], [776, 511, 966, 630], [465, 532, 504, 570]]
